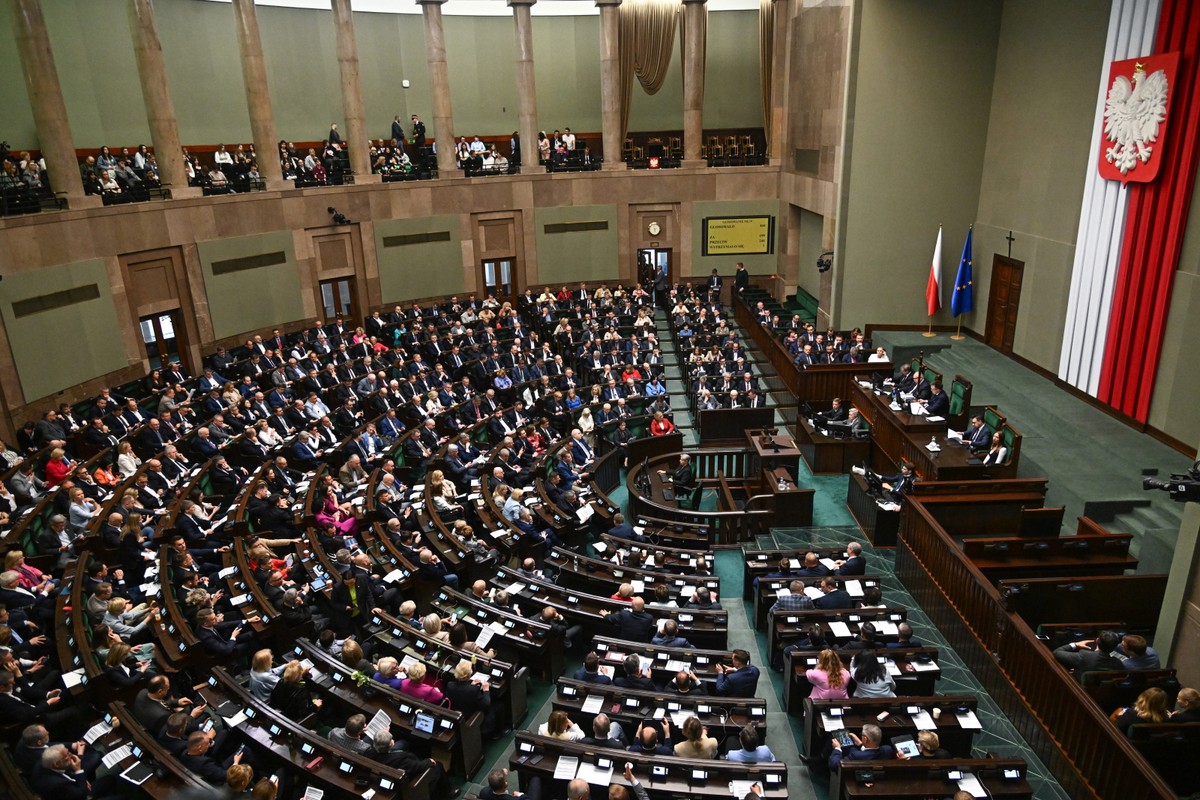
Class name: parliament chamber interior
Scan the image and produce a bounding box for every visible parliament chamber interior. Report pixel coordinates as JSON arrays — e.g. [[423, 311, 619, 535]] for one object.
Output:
[[2, 1, 1200, 799]]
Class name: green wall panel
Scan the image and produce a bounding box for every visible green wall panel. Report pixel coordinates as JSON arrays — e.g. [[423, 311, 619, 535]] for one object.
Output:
[[0, 259, 128, 402], [532, 16, 602, 133], [197, 231, 304, 340], [535, 205, 619, 285], [374, 215, 465, 303]]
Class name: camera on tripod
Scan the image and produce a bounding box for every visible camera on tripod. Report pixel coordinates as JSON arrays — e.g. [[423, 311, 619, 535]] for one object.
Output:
[[1143, 461, 1200, 503]]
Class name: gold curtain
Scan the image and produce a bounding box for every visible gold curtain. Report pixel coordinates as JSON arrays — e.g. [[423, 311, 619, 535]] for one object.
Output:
[[759, 0, 774, 156], [619, 0, 680, 142]]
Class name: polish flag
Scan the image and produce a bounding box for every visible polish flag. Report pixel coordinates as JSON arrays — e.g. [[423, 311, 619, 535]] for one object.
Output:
[[926, 226, 943, 316]]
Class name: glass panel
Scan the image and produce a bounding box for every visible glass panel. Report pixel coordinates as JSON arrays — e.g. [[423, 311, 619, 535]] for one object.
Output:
[[158, 313, 176, 339], [336, 280, 352, 316], [321, 283, 336, 318], [499, 260, 513, 295], [140, 320, 157, 343]]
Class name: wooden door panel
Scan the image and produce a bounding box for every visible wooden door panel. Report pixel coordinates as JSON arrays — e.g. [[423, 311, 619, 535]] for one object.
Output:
[[986, 255, 1024, 354]]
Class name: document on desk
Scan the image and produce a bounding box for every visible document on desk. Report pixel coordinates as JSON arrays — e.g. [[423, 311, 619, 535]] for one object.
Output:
[[489, 620, 509, 634], [383, 568, 405, 584], [883, 659, 902, 677], [730, 780, 757, 799], [226, 709, 249, 728], [956, 709, 983, 729], [366, 709, 392, 738], [874, 621, 898, 636], [581, 694, 605, 714], [576, 504, 595, 522], [576, 761, 614, 786], [828, 621, 853, 639], [593, 541, 608, 554], [631, 580, 645, 594], [820, 558, 838, 571], [956, 772, 987, 798], [665, 659, 689, 672], [803, 586, 824, 601], [821, 712, 845, 731], [62, 668, 86, 689], [400, 654, 420, 670], [506, 581, 527, 596], [101, 744, 133, 769], [845, 580, 864, 597], [671, 710, 692, 728], [83, 719, 113, 744], [633, 526, 646, 536], [789, 558, 802, 570], [218, 566, 238, 579], [774, 587, 791, 597], [926, 415, 946, 423], [910, 709, 937, 730], [910, 660, 940, 672], [553, 755, 580, 780], [303, 787, 326, 800]]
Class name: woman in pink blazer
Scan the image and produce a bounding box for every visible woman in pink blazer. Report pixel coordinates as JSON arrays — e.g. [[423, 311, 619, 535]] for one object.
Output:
[[805, 648, 851, 700], [399, 661, 445, 704]]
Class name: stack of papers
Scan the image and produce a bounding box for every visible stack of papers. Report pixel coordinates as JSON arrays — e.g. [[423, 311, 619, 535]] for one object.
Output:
[[581, 695, 605, 713], [576, 761, 614, 786], [83, 719, 113, 744], [821, 712, 845, 731], [956, 773, 987, 798], [956, 709, 983, 729], [819, 558, 838, 571], [845, 580, 865, 597], [62, 668, 87, 689], [911, 709, 937, 730], [304, 788, 326, 800], [101, 745, 133, 769], [365, 709, 392, 738], [803, 586, 824, 601], [554, 755, 580, 780], [828, 621, 852, 639], [475, 627, 495, 649], [729, 781, 758, 799]]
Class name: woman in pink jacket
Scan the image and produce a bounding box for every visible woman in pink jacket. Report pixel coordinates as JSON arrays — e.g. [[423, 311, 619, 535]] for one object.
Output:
[[399, 661, 445, 704], [805, 648, 851, 700]]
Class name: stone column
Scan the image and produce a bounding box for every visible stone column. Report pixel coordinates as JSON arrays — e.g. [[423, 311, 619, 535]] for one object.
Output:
[[418, 0, 457, 176], [231, 0, 284, 188], [596, 0, 623, 170], [11, 0, 89, 206], [508, 0, 539, 171], [769, 0, 789, 165], [331, 0, 374, 182], [126, 0, 193, 196], [681, 0, 707, 166]]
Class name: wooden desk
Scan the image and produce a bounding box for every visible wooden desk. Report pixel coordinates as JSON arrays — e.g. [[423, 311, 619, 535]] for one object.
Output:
[[760, 466, 814, 526], [509, 732, 788, 800], [794, 418, 870, 475], [833, 758, 1031, 800], [745, 429, 803, 474], [801, 694, 980, 759], [754, 575, 882, 630], [770, 607, 910, 661], [846, 473, 900, 547], [847, 381, 944, 475]]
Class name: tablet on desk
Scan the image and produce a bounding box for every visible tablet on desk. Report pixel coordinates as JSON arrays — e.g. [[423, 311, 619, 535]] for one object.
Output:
[[414, 712, 436, 734]]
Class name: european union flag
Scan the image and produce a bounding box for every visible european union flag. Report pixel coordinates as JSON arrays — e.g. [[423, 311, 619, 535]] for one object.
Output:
[[951, 226, 974, 317]]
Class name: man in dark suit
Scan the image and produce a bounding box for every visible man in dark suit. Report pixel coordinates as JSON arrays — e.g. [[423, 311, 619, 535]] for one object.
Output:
[[828, 723, 894, 769], [572, 651, 613, 685], [28, 744, 90, 800], [714, 649, 760, 697], [922, 381, 949, 416], [812, 576, 854, 609], [1052, 630, 1124, 674], [963, 414, 992, 450], [664, 453, 700, 510], [133, 676, 206, 736], [195, 607, 254, 659], [480, 767, 543, 800], [606, 513, 644, 543], [180, 730, 247, 785], [613, 653, 656, 691], [835, 542, 867, 575], [706, 269, 723, 296], [601, 596, 655, 642], [329, 569, 379, 636]]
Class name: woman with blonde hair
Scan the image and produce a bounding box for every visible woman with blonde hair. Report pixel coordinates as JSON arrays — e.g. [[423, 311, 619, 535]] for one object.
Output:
[[1113, 687, 1170, 736], [249, 649, 288, 701], [805, 648, 850, 700], [673, 715, 718, 759], [116, 441, 141, 479], [537, 709, 585, 740], [423, 613, 450, 642], [226, 764, 254, 793], [399, 660, 445, 704]]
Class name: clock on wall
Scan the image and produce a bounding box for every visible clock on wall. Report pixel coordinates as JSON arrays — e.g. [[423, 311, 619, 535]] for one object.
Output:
[[647, 221, 662, 236]]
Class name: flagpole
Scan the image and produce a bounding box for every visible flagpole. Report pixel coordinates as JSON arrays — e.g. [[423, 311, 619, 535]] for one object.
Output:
[[924, 316, 936, 337], [951, 317, 965, 340]]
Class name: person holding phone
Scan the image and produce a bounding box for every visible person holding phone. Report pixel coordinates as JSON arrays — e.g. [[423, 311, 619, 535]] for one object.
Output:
[[828, 723, 893, 769]]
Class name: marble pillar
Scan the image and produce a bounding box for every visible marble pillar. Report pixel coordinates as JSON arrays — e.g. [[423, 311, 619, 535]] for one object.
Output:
[[682, 0, 707, 166], [11, 0, 88, 206], [596, 0, 624, 170], [418, 0, 457, 176], [231, 0, 284, 187], [769, 0, 789, 164], [126, 0, 193, 196], [508, 0, 540, 171], [331, 0, 374, 182]]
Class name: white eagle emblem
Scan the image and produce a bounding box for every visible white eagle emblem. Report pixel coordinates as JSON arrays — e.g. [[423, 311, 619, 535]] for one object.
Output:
[[1103, 63, 1169, 175]]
